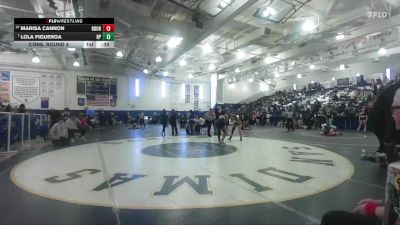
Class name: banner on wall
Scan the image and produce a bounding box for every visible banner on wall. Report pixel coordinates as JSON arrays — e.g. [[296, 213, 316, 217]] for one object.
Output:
[[78, 98, 85, 106], [0, 71, 10, 103], [41, 97, 49, 109], [12, 76, 40, 104], [185, 84, 190, 103], [194, 85, 199, 110]]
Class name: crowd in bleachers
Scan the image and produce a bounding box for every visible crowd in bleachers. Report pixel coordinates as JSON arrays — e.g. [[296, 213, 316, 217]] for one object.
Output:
[[230, 75, 394, 131]]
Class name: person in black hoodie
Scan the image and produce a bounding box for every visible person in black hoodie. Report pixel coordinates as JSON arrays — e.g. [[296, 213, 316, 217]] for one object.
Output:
[[169, 109, 178, 136], [160, 109, 168, 137], [367, 81, 400, 166]]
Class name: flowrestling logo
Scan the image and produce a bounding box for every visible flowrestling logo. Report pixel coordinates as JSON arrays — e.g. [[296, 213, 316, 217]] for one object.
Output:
[[367, 0, 392, 19], [11, 137, 354, 209]]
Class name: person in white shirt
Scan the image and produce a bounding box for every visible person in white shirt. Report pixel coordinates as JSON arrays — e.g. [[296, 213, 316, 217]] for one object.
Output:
[[49, 116, 69, 146], [65, 114, 80, 143]]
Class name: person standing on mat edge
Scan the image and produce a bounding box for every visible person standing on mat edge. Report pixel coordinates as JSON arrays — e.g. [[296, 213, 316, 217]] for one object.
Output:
[[216, 111, 227, 144], [169, 109, 178, 136], [139, 112, 145, 128], [228, 113, 243, 141], [285, 108, 295, 131], [160, 109, 168, 137], [204, 108, 215, 137], [214, 108, 220, 135]]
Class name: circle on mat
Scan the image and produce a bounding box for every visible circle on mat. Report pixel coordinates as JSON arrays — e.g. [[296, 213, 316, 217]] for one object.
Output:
[[141, 142, 237, 158], [11, 137, 354, 209]]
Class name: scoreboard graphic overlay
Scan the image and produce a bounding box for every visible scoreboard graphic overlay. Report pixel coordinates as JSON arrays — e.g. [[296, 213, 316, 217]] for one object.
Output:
[[14, 18, 114, 48]]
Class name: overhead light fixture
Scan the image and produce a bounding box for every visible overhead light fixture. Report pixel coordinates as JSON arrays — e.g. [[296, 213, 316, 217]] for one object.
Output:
[[274, 72, 280, 78], [209, 64, 216, 71], [219, 0, 232, 8], [235, 67, 240, 73], [188, 73, 193, 79], [339, 64, 345, 70], [179, 59, 186, 66], [143, 69, 149, 74], [156, 56, 162, 62], [261, 7, 276, 18], [311, 80, 314, 84], [202, 43, 213, 54], [302, 19, 316, 32], [116, 51, 123, 58], [378, 47, 387, 56], [335, 33, 345, 40], [264, 56, 277, 64], [73, 60, 80, 67], [236, 50, 246, 59], [32, 56, 40, 63], [167, 36, 183, 48], [162, 71, 169, 76], [248, 78, 254, 83], [297, 73, 302, 78], [332, 77, 336, 81], [356, 73, 361, 77], [309, 64, 316, 70], [67, 48, 76, 51]]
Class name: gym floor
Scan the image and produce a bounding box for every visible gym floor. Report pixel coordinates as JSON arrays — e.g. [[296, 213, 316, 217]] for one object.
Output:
[[0, 125, 385, 225]]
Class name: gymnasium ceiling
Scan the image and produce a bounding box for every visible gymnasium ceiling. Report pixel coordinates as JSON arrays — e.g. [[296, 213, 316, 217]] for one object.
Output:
[[0, 0, 400, 81]]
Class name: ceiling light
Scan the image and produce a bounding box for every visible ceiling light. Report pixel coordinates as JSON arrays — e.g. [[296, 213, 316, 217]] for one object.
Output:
[[264, 56, 277, 64], [236, 50, 246, 59], [356, 73, 360, 77], [335, 33, 345, 40], [235, 67, 240, 73], [167, 37, 183, 48], [219, 0, 232, 8], [309, 64, 316, 70], [302, 20, 316, 31], [248, 78, 254, 83], [32, 56, 40, 63], [202, 43, 213, 54], [378, 47, 387, 55], [73, 60, 80, 67], [208, 64, 216, 71], [297, 74, 302, 78], [261, 7, 276, 18], [188, 73, 193, 79], [179, 59, 186, 66], [274, 72, 280, 78], [332, 77, 335, 81], [156, 56, 162, 62], [339, 64, 345, 70], [311, 81, 314, 84], [116, 51, 123, 58], [143, 69, 149, 74], [162, 71, 169, 76], [67, 48, 76, 51]]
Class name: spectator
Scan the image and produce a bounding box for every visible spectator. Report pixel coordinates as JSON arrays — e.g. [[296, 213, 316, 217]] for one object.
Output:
[[169, 109, 178, 136], [160, 109, 168, 137], [204, 108, 215, 137], [49, 114, 69, 147]]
